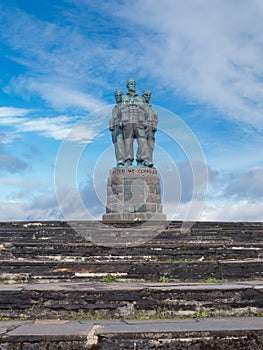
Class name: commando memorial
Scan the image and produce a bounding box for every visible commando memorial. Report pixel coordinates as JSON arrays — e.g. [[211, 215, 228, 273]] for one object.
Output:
[[103, 78, 166, 222]]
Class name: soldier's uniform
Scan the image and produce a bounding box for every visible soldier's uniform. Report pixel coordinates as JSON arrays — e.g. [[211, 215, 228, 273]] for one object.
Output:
[[120, 93, 151, 166], [109, 104, 125, 166], [144, 103, 158, 165]]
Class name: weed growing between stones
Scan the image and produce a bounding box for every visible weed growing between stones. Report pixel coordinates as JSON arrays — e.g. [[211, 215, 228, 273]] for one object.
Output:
[[191, 311, 209, 319], [159, 275, 168, 282], [100, 274, 117, 282]]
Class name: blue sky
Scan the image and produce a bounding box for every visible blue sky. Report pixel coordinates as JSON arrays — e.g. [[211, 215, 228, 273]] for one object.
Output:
[[0, 0, 263, 221]]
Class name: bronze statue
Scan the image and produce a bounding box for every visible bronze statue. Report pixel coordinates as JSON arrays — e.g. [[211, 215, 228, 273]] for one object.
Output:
[[110, 80, 158, 168], [142, 89, 158, 166], [109, 89, 125, 167]]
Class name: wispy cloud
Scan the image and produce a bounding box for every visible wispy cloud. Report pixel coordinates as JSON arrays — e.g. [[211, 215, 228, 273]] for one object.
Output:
[[2, 0, 263, 128], [15, 115, 74, 140], [113, 0, 263, 128], [0, 131, 18, 144], [0, 108, 73, 141], [7, 79, 107, 112], [0, 106, 110, 142], [0, 4, 110, 111], [0, 107, 30, 126], [0, 107, 30, 118], [1, 0, 263, 223]]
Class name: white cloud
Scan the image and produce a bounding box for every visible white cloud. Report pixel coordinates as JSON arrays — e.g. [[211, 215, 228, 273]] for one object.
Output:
[[224, 167, 263, 199], [201, 200, 263, 222], [0, 197, 63, 221], [164, 198, 263, 222], [0, 107, 109, 142], [0, 177, 48, 191], [0, 5, 111, 110], [3, 0, 263, 129], [0, 109, 75, 141], [67, 124, 96, 143], [40, 85, 106, 111], [15, 115, 74, 140], [0, 201, 30, 221], [1, 1, 263, 223], [0, 132, 18, 144], [114, 0, 263, 128], [0, 107, 30, 118], [0, 107, 30, 126], [10, 79, 107, 112]]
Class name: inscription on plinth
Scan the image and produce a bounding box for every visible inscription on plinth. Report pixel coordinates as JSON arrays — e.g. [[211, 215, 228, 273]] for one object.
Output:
[[103, 167, 166, 222], [111, 168, 158, 176]]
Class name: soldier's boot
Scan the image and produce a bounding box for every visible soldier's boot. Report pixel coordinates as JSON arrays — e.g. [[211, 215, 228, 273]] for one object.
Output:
[[143, 161, 153, 168], [117, 160, 125, 167]]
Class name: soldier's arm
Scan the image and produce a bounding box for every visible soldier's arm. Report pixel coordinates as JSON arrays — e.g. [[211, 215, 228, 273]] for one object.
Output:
[[153, 111, 158, 131], [110, 107, 117, 131]]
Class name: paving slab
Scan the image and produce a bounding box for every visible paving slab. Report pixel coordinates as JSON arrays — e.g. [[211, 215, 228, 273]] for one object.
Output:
[[0, 319, 122, 343], [5, 320, 95, 337], [103, 317, 263, 333], [96, 317, 263, 349], [0, 280, 262, 292], [0, 317, 262, 338]]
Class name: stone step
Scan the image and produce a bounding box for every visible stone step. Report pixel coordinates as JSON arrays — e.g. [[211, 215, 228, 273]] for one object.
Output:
[[1, 242, 262, 262], [97, 317, 263, 349], [0, 317, 262, 349], [0, 221, 262, 242], [0, 221, 262, 348], [0, 258, 262, 283], [0, 281, 262, 320], [0, 221, 262, 262]]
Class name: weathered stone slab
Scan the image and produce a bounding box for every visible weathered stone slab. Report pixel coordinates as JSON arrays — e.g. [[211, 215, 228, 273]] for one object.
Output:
[[0, 318, 262, 350], [97, 317, 263, 349], [103, 167, 166, 222], [98, 316, 263, 333]]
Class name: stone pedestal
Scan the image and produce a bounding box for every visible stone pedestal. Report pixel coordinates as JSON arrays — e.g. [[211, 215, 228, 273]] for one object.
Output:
[[103, 167, 166, 222]]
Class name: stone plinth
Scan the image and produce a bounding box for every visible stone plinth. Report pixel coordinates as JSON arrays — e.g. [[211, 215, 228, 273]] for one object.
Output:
[[103, 167, 166, 222]]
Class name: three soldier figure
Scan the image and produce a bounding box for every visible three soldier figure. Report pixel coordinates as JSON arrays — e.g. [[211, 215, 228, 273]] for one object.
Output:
[[109, 79, 158, 168]]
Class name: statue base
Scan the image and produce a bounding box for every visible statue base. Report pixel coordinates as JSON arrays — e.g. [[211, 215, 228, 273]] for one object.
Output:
[[102, 167, 166, 222]]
